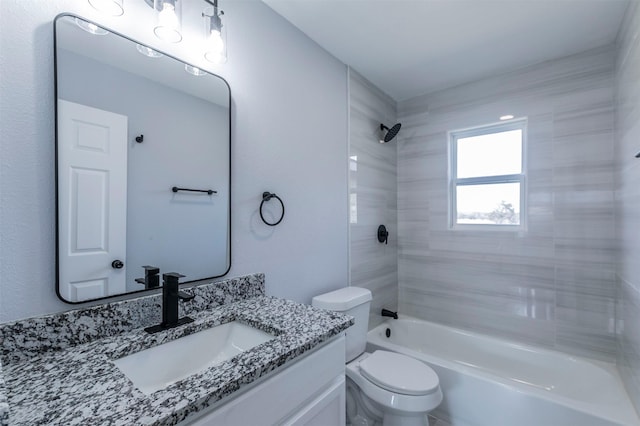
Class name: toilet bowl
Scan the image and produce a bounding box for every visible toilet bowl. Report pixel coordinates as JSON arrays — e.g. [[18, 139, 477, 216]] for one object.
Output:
[[311, 287, 443, 426]]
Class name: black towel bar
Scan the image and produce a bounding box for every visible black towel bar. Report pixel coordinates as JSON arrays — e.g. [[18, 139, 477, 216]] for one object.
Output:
[[172, 186, 217, 195]]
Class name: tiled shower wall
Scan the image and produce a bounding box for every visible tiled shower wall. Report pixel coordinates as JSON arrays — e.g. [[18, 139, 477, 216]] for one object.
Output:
[[616, 0, 640, 413], [348, 70, 398, 329], [397, 46, 617, 361]]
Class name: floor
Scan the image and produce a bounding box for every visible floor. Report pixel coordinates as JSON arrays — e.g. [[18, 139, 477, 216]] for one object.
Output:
[[429, 415, 452, 426]]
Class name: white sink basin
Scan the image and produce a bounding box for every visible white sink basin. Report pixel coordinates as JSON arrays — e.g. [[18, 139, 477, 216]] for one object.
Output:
[[113, 321, 275, 394]]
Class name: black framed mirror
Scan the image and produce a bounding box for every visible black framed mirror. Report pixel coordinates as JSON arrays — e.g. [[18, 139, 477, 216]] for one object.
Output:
[[54, 14, 231, 303]]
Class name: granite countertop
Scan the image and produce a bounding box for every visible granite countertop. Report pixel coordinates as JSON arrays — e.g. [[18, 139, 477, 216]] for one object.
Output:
[[0, 275, 352, 425]]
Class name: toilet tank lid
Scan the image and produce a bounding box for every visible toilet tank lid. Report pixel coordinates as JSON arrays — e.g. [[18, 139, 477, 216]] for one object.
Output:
[[312, 287, 372, 311]]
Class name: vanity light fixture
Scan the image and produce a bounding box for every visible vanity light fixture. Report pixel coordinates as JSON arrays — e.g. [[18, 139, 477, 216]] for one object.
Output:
[[75, 17, 110, 35], [203, 0, 227, 64], [136, 43, 164, 58], [88, 0, 124, 16], [88, 0, 228, 62]]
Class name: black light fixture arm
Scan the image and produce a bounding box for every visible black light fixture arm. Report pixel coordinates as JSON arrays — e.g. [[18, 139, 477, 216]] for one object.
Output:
[[203, 0, 224, 28]]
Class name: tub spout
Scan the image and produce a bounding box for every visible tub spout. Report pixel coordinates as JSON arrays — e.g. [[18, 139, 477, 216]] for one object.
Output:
[[381, 309, 398, 319]]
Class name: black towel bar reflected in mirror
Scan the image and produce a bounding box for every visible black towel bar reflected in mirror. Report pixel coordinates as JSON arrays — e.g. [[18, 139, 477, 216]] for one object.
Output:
[[172, 186, 217, 195]]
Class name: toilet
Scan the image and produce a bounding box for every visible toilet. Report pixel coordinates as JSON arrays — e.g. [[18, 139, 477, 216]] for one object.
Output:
[[312, 287, 442, 426]]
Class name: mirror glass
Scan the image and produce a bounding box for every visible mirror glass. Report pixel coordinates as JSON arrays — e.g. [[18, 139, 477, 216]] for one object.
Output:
[[55, 15, 231, 303]]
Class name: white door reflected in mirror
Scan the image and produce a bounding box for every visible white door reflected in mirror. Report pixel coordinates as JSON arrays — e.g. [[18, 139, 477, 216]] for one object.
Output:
[[58, 100, 128, 301]]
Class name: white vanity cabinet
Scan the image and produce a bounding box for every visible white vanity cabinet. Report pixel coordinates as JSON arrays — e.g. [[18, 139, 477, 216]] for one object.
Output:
[[181, 335, 346, 426]]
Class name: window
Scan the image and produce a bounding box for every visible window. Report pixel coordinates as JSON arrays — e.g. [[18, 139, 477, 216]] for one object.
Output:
[[449, 120, 526, 229]]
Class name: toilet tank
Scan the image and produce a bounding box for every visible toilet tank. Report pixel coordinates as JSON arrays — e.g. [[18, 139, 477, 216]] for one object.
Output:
[[312, 287, 372, 362]]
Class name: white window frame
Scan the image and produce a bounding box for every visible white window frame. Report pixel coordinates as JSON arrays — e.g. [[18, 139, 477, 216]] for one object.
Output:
[[448, 119, 527, 231]]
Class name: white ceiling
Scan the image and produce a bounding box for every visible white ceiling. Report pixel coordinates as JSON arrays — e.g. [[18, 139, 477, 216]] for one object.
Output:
[[263, 0, 630, 101]]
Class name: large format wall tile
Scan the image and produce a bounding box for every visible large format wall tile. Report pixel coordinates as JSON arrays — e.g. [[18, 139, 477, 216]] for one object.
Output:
[[616, 0, 640, 415], [397, 45, 617, 361], [349, 70, 398, 328]]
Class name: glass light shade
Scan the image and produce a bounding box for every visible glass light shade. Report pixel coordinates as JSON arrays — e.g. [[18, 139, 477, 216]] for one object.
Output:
[[203, 6, 227, 64], [154, 0, 182, 43], [135, 43, 163, 58], [88, 0, 124, 16], [74, 18, 110, 35], [184, 64, 206, 76]]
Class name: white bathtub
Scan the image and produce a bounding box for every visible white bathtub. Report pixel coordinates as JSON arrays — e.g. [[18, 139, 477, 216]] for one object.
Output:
[[366, 316, 639, 426]]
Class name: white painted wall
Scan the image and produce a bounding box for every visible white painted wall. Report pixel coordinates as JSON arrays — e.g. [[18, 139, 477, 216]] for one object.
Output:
[[0, 0, 348, 322]]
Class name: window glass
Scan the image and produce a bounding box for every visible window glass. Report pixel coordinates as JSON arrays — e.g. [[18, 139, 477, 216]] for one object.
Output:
[[456, 183, 520, 225], [457, 129, 522, 178]]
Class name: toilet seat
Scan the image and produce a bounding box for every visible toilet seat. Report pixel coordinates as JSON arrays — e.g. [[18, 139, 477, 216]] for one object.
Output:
[[359, 350, 439, 396], [346, 352, 443, 414]]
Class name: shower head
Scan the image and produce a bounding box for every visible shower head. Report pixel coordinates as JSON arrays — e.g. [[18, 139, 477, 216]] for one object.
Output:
[[380, 123, 401, 143]]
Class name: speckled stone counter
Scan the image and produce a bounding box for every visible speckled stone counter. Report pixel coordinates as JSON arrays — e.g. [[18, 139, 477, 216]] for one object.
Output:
[[0, 364, 8, 426], [0, 273, 265, 366], [0, 274, 353, 425]]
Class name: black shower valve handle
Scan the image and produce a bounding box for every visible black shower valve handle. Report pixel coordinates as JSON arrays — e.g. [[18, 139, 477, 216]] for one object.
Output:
[[377, 225, 389, 244]]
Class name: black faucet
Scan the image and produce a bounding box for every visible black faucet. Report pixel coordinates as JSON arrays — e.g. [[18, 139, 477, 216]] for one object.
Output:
[[381, 308, 398, 320], [135, 265, 160, 289], [145, 272, 195, 334]]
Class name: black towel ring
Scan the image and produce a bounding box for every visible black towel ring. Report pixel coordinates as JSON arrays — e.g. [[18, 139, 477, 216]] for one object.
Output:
[[260, 192, 285, 226]]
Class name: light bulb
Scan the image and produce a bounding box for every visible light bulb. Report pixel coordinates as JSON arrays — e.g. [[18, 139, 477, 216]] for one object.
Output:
[[205, 52, 225, 64], [208, 30, 224, 54], [204, 28, 227, 63], [203, 5, 227, 64], [154, 1, 182, 43]]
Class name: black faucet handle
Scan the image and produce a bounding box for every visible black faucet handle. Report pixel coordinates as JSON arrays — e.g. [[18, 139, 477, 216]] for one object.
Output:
[[135, 265, 161, 289], [163, 272, 186, 279], [142, 265, 160, 275]]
